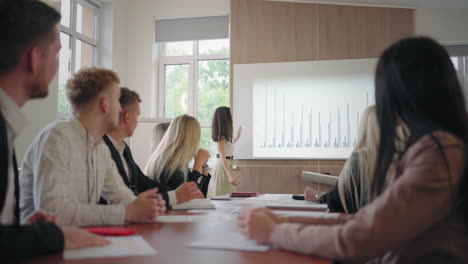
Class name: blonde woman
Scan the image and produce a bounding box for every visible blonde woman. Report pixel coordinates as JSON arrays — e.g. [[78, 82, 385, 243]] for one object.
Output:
[[337, 105, 380, 213], [150, 122, 170, 153], [305, 105, 406, 213], [305, 105, 380, 213], [144, 115, 211, 196]]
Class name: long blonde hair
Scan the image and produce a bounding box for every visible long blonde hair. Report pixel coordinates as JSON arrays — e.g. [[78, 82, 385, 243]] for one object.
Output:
[[337, 105, 379, 213], [144, 115, 201, 184]]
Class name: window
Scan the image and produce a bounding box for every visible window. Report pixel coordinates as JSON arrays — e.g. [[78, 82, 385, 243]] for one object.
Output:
[[451, 56, 468, 104], [158, 39, 230, 156], [57, 0, 99, 115]]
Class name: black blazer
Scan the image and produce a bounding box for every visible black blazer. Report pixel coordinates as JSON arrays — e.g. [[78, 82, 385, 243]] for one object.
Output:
[[103, 135, 171, 205], [0, 110, 63, 261], [320, 153, 361, 214], [319, 183, 346, 213], [160, 167, 211, 197]]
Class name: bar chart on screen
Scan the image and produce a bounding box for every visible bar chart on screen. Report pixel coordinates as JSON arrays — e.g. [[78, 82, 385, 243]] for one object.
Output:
[[253, 77, 374, 159]]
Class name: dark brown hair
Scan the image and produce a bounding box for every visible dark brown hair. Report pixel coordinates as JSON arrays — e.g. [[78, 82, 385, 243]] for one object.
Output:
[[372, 37, 468, 222], [120, 87, 141, 108], [211, 106, 233, 142], [66, 67, 120, 107], [0, 0, 61, 74]]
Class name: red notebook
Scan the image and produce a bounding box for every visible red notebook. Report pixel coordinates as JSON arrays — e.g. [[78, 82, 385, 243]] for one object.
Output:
[[84, 227, 136, 236], [230, 192, 259, 197]]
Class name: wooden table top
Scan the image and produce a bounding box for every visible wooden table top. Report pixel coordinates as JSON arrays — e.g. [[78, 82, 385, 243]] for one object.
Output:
[[20, 200, 331, 264]]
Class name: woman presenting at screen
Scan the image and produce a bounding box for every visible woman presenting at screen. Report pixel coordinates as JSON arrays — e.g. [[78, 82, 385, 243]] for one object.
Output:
[[207, 107, 241, 198]]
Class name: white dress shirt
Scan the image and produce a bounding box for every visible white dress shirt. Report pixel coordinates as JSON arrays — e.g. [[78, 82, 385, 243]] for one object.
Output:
[[0, 89, 26, 224], [20, 116, 136, 226], [107, 135, 130, 180]]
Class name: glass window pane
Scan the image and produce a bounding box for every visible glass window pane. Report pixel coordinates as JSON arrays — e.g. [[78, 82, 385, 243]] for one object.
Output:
[[165, 64, 189, 118], [197, 59, 229, 122], [75, 39, 95, 70], [198, 39, 229, 55], [58, 33, 72, 113], [200, 127, 216, 158], [451, 57, 459, 70], [76, 1, 96, 39], [60, 0, 71, 28], [464, 57, 468, 84], [165, 41, 193, 56]]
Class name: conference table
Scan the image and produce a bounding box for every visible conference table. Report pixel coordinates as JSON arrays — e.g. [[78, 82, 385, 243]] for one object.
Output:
[[21, 197, 332, 264]]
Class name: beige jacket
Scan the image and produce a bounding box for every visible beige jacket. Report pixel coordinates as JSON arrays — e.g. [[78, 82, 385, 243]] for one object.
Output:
[[271, 131, 468, 263]]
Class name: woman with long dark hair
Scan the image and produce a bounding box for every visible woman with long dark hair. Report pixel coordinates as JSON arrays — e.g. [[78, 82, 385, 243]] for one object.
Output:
[[207, 107, 241, 198], [237, 37, 468, 263]]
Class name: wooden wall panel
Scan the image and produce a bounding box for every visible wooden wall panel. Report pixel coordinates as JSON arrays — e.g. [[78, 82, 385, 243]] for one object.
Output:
[[317, 5, 414, 60], [232, 160, 344, 193], [254, 1, 273, 63], [270, 2, 296, 62], [294, 3, 319, 61], [230, 0, 318, 65], [230, 0, 258, 64]]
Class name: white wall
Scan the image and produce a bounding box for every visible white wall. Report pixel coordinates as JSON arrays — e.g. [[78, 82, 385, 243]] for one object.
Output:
[[98, 0, 129, 84], [415, 8, 468, 43], [15, 77, 59, 165], [110, 0, 130, 85]]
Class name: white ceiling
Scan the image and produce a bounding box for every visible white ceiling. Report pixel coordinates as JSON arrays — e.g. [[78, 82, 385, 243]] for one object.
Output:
[[271, 0, 468, 9]]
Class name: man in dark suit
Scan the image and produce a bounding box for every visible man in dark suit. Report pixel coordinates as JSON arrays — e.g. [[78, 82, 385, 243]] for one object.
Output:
[[0, 0, 108, 261], [104, 87, 202, 208]]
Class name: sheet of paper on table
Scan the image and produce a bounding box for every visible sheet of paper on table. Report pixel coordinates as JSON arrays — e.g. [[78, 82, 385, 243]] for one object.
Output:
[[266, 201, 329, 211], [64, 235, 156, 259], [188, 232, 271, 252], [245, 194, 292, 201], [272, 210, 340, 218], [156, 214, 233, 223], [172, 199, 216, 210]]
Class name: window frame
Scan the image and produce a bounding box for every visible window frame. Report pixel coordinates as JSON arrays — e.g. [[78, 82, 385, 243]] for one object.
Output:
[[57, 0, 100, 118], [157, 39, 230, 128]]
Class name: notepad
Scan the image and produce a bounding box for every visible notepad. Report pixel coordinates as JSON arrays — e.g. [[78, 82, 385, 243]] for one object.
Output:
[[210, 194, 232, 200], [64, 236, 156, 259], [188, 232, 270, 252], [156, 214, 232, 223], [266, 202, 328, 211], [246, 194, 291, 201], [272, 210, 340, 218], [172, 199, 216, 210], [230, 192, 259, 197]]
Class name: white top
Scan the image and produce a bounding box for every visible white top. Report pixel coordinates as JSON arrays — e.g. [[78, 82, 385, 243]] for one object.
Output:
[[0, 89, 26, 224], [20, 116, 136, 226], [221, 140, 234, 156], [107, 135, 130, 180]]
